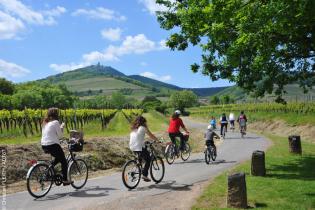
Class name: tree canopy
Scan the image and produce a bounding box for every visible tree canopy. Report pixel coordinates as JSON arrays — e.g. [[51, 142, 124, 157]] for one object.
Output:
[[157, 0, 315, 102], [169, 90, 198, 111]]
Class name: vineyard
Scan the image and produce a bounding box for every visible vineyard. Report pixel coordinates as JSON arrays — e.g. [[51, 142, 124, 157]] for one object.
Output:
[[189, 102, 315, 116], [0, 108, 143, 139]]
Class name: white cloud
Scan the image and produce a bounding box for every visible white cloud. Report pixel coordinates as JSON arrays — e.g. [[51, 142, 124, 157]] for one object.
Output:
[[72, 7, 126, 21], [140, 71, 171, 82], [0, 11, 25, 39], [101, 27, 122, 41], [0, 0, 66, 25], [0, 59, 30, 78], [140, 62, 147, 66], [49, 62, 89, 73], [83, 34, 163, 63], [0, 0, 65, 39], [139, 0, 175, 15], [51, 34, 167, 72]]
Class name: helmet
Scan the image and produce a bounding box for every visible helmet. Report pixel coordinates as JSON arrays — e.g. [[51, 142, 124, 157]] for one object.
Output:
[[174, 110, 181, 115], [207, 125, 213, 130]]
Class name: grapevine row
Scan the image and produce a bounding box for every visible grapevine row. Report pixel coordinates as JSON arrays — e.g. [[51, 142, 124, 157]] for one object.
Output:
[[0, 109, 117, 137]]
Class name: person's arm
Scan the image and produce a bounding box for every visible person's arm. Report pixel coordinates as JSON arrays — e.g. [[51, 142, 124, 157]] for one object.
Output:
[[145, 127, 159, 141], [55, 121, 63, 139], [180, 118, 189, 133], [213, 131, 220, 139]]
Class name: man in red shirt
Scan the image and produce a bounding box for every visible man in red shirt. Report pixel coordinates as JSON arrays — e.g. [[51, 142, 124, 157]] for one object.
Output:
[[168, 110, 190, 154]]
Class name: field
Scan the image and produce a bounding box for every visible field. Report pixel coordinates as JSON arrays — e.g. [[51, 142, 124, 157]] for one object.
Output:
[[188, 102, 315, 126]]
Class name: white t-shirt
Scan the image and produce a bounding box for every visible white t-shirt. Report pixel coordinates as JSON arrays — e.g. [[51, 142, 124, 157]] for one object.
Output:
[[129, 126, 147, 151], [41, 120, 63, 146], [229, 113, 235, 121]]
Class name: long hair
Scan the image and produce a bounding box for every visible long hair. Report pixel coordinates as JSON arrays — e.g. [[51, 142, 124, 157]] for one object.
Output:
[[43, 108, 59, 124], [131, 116, 147, 130]]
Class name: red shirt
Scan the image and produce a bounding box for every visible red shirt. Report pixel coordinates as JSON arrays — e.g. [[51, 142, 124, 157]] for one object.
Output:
[[168, 117, 184, 133]]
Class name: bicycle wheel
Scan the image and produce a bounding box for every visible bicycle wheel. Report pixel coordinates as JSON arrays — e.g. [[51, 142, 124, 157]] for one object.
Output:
[[68, 159, 88, 189], [122, 160, 141, 189], [204, 148, 210, 164], [165, 144, 175, 165], [210, 147, 217, 161], [150, 157, 165, 183], [181, 142, 191, 161], [26, 163, 53, 198]]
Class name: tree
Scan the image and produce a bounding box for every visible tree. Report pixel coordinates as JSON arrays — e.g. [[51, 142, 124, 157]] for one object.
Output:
[[0, 78, 15, 95], [210, 96, 220, 105], [111, 92, 127, 109], [221, 95, 231, 104], [141, 96, 162, 111], [169, 90, 198, 111], [157, 0, 315, 102]]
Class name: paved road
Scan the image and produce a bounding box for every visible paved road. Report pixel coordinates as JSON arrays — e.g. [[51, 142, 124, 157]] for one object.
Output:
[[6, 119, 270, 210]]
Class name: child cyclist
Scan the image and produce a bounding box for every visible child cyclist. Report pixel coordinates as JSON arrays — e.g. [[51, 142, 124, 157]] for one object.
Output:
[[204, 125, 219, 156]]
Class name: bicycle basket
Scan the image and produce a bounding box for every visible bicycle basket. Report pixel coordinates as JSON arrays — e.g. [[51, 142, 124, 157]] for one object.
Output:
[[69, 141, 83, 152], [69, 130, 84, 152], [183, 134, 189, 142]]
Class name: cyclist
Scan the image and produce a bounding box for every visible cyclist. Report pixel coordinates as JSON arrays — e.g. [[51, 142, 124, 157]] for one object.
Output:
[[204, 125, 219, 156], [168, 110, 190, 155], [41, 108, 72, 185], [229, 112, 235, 130], [219, 113, 228, 137], [209, 116, 216, 129], [237, 111, 248, 132], [129, 116, 158, 182]]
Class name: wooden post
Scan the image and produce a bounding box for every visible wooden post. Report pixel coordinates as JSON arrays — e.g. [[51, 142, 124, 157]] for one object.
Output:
[[288, 135, 302, 154], [251, 150, 266, 176], [227, 172, 247, 208]]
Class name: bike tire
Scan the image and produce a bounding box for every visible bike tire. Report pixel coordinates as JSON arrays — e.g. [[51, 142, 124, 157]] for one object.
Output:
[[165, 144, 175, 165], [180, 142, 191, 161], [204, 148, 210, 164], [150, 157, 165, 183], [122, 160, 141, 189], [26, 163, 53, 198], [68, 159, 88, 189], [210, 147, 217, 161]]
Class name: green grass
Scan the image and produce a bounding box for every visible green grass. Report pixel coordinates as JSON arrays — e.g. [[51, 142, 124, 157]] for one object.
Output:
[[0, 111, 168, 145], [192, 134, 315, 210]]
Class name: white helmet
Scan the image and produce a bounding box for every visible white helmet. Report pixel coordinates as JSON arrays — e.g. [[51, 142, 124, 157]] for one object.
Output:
[[174, 110, 181, 115], [207, 125, 213, 130]]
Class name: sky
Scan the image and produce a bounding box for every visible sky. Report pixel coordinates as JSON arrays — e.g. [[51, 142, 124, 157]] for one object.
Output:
[[0, 0, 232, 88]]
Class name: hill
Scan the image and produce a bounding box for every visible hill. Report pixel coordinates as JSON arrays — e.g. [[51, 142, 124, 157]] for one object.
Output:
[[214, 84, 315, 102], [37, 64, 228, 99], [129, 75, 181, 90]]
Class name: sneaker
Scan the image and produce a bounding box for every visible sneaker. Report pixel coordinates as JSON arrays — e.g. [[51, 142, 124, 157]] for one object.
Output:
[[63, 180, 73, 186], [142, 176, 151, 182]]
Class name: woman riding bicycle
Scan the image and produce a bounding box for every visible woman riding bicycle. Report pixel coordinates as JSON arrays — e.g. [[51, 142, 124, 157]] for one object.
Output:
[[129, 116, 158, 182], [168, 110, 189, 155], [41, 108, 72, 185]]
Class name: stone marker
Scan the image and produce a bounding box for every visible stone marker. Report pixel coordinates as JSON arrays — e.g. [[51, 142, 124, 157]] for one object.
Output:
[[227, 172, 247, 208], [251, 150, 266, 176], [288, 135, 302, 154]]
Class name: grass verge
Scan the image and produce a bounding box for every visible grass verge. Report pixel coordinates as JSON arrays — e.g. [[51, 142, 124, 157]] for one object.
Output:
[[192, 134, 315, 210]]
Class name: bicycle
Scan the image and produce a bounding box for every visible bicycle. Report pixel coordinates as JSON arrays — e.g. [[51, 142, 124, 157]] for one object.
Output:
[[204, 139, 218, 164], [240, 125, 246, 138], [122, 141, 165, 190], [26, 138, 88, 198], [165, 133, 191, 165], [221, 124, 227, 139]]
